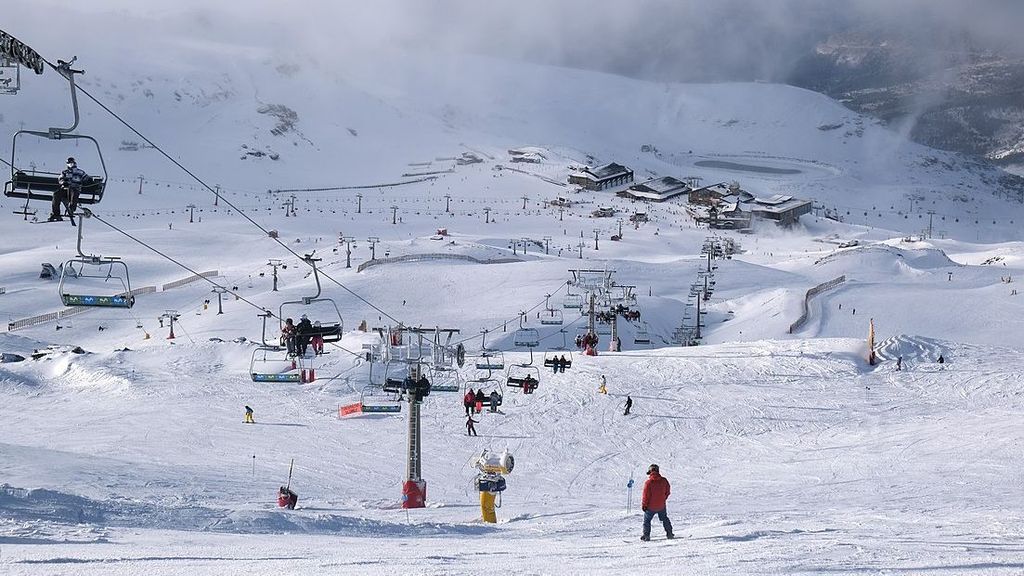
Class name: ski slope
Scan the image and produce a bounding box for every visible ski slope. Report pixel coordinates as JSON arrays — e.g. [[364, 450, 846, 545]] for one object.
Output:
[[2, 4, 1024, 575]]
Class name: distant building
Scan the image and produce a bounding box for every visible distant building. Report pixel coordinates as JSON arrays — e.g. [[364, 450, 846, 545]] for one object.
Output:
[[509, 148, 545, 164], [619, 176, 692, 202], [747, 194, 813, 226], [568, 163, 634, 191]]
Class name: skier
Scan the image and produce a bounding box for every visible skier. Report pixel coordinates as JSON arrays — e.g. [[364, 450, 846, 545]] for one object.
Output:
[[559, 354, 568, 373], [463, 388, 476, 416], [466, 414, 479, 436], [50, 157, 87, 221], [474, 388, 486, 413], [296, 315, 313, 356], [896, 356, 902, 371], [244, 405, 255, 424], [552, 356, 560, 374], [624, 395, 632, 416], [640, 464, 673, 541], [281, 318, 297, 356], [489, 390, 500, 413], [598, 375, 607, 394], [310, 320, 325, 355]]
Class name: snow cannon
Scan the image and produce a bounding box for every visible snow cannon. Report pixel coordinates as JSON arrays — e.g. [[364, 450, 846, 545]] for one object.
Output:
[[470, 449, 514, 523]]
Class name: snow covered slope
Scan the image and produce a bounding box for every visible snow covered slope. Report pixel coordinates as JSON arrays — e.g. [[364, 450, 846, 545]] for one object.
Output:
[[2, 4, 1024, 575]]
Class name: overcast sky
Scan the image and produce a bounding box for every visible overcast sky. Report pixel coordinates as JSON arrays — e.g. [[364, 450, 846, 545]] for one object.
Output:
[[6, 1, 1023, 83]]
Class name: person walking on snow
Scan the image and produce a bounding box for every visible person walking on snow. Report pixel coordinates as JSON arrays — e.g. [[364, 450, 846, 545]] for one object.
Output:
[[624, 395, 633, 416], [466, 414, 479, 436], [244, 405, 255, 424], [598, 375, 607, 394], [641, 464, 673, 541]]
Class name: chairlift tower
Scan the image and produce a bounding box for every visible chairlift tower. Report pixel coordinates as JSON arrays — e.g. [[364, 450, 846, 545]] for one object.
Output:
[[340, 236, 355, 268], [161, 310, 180, 339], [444, 194, 452, 214], [356, 193, 363, 214], [211, 286, 228, 314], [593, 229, 600, 250], [186, 204, 196, 223], [391, 205, 399, 225], [367, 236, 380, 260], [267, 259, 283, 291]]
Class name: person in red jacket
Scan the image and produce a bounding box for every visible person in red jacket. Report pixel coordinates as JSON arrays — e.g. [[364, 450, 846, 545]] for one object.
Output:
[[463, 389, 476, 416], [640, 463, 674, 541]]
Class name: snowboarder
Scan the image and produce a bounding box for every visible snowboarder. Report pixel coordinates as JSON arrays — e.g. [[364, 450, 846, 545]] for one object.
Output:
[[50, 157, 87, 221], [938, 354, 945, 364], [244, 405, 255, 424], [624, 395, 632, 416], [598, 375, 607, 394], [896, 356, 902, 371], [466, 414, 479, 436], [640, 464, 673, 541], [464, 388, 476, 416]]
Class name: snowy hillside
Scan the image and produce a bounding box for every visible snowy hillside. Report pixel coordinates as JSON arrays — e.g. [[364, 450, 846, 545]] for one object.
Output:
[[2, 5, 1024, 575]]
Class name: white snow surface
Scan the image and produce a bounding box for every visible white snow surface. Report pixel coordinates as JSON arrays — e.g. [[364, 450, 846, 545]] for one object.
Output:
[[2, 6, 1024, 575]]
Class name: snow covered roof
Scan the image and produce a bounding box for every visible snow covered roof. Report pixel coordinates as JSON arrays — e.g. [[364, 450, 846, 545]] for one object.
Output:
[[580, 163, 632, 181]]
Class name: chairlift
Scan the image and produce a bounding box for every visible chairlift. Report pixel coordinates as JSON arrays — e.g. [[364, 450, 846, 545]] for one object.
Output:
[[513, 313, 539, 348], [429, 365, 463, 393], [506, 363, 540, 394], [279, 254, 343, 342], [543, 329, 573, 372], [4, 59, 108, 212], [563, 293, 583, 309], [58, 212, 134, 308], [474, 350, 505, 371], [539, 308, 563, 326], [634, 321, 651, 345], [250, 346, 301, 382], [358, 384, 403, 414], [466, 375, 504, 410]]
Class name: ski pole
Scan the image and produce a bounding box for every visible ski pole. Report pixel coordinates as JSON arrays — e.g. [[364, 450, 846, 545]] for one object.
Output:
[[286, 458, 294, 490]]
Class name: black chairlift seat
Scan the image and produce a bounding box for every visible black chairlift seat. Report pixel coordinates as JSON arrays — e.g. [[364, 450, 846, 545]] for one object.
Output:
[[306, 323, 342, 343], [543, 357, 573, 370], [507, 377, 538, 394], [5, 171, 106, 204]]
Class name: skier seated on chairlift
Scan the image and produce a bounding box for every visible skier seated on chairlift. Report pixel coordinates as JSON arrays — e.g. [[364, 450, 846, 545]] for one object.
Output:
[[475, 388, 486, 411], [296, 315, 313, 356], [559, 354, 569, 373], [489, 390, 501, 411], [281, 318, 298, 356], [521, 374, 537, 393], [310, 321, 325, 355], [49, 157, 88, 222]]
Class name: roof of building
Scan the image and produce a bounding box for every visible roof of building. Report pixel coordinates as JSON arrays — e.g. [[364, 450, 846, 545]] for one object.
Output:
[[749, 196, 813, 215], [578, 163, 632, 181], [622, 176, 691, 201]]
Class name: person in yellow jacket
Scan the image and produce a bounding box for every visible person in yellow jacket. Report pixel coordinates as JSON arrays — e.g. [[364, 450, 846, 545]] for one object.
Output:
[[598, 375, 608, 394], [244, 405, 255, 424]]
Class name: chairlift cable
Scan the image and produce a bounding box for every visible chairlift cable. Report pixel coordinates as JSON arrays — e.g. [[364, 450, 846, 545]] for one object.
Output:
[[51, 64, 402, 325]]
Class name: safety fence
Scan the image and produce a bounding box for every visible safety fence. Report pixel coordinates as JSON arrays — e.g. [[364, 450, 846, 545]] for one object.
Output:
[[6, 273, 207, 332], [788, 275, 846, 334], [161, 270, 218, 291], [357, 254, 520, 273]]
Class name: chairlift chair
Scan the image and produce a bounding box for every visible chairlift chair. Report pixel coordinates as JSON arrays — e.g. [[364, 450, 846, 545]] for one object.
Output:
[[429, 366, 462, 393], [56, 211, 134, 308], [562, 293, 583, 309], [634, 321, 651, 345], [539, 308, 563, 326], [513, 327, 540, 348], [279, 255, 344, 342], [506, 364, 541, 394], [4, 59, 108, 211], [250, 346, 301, 382], [474, 349, 505, 371], [358, 384, 402, 414]]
